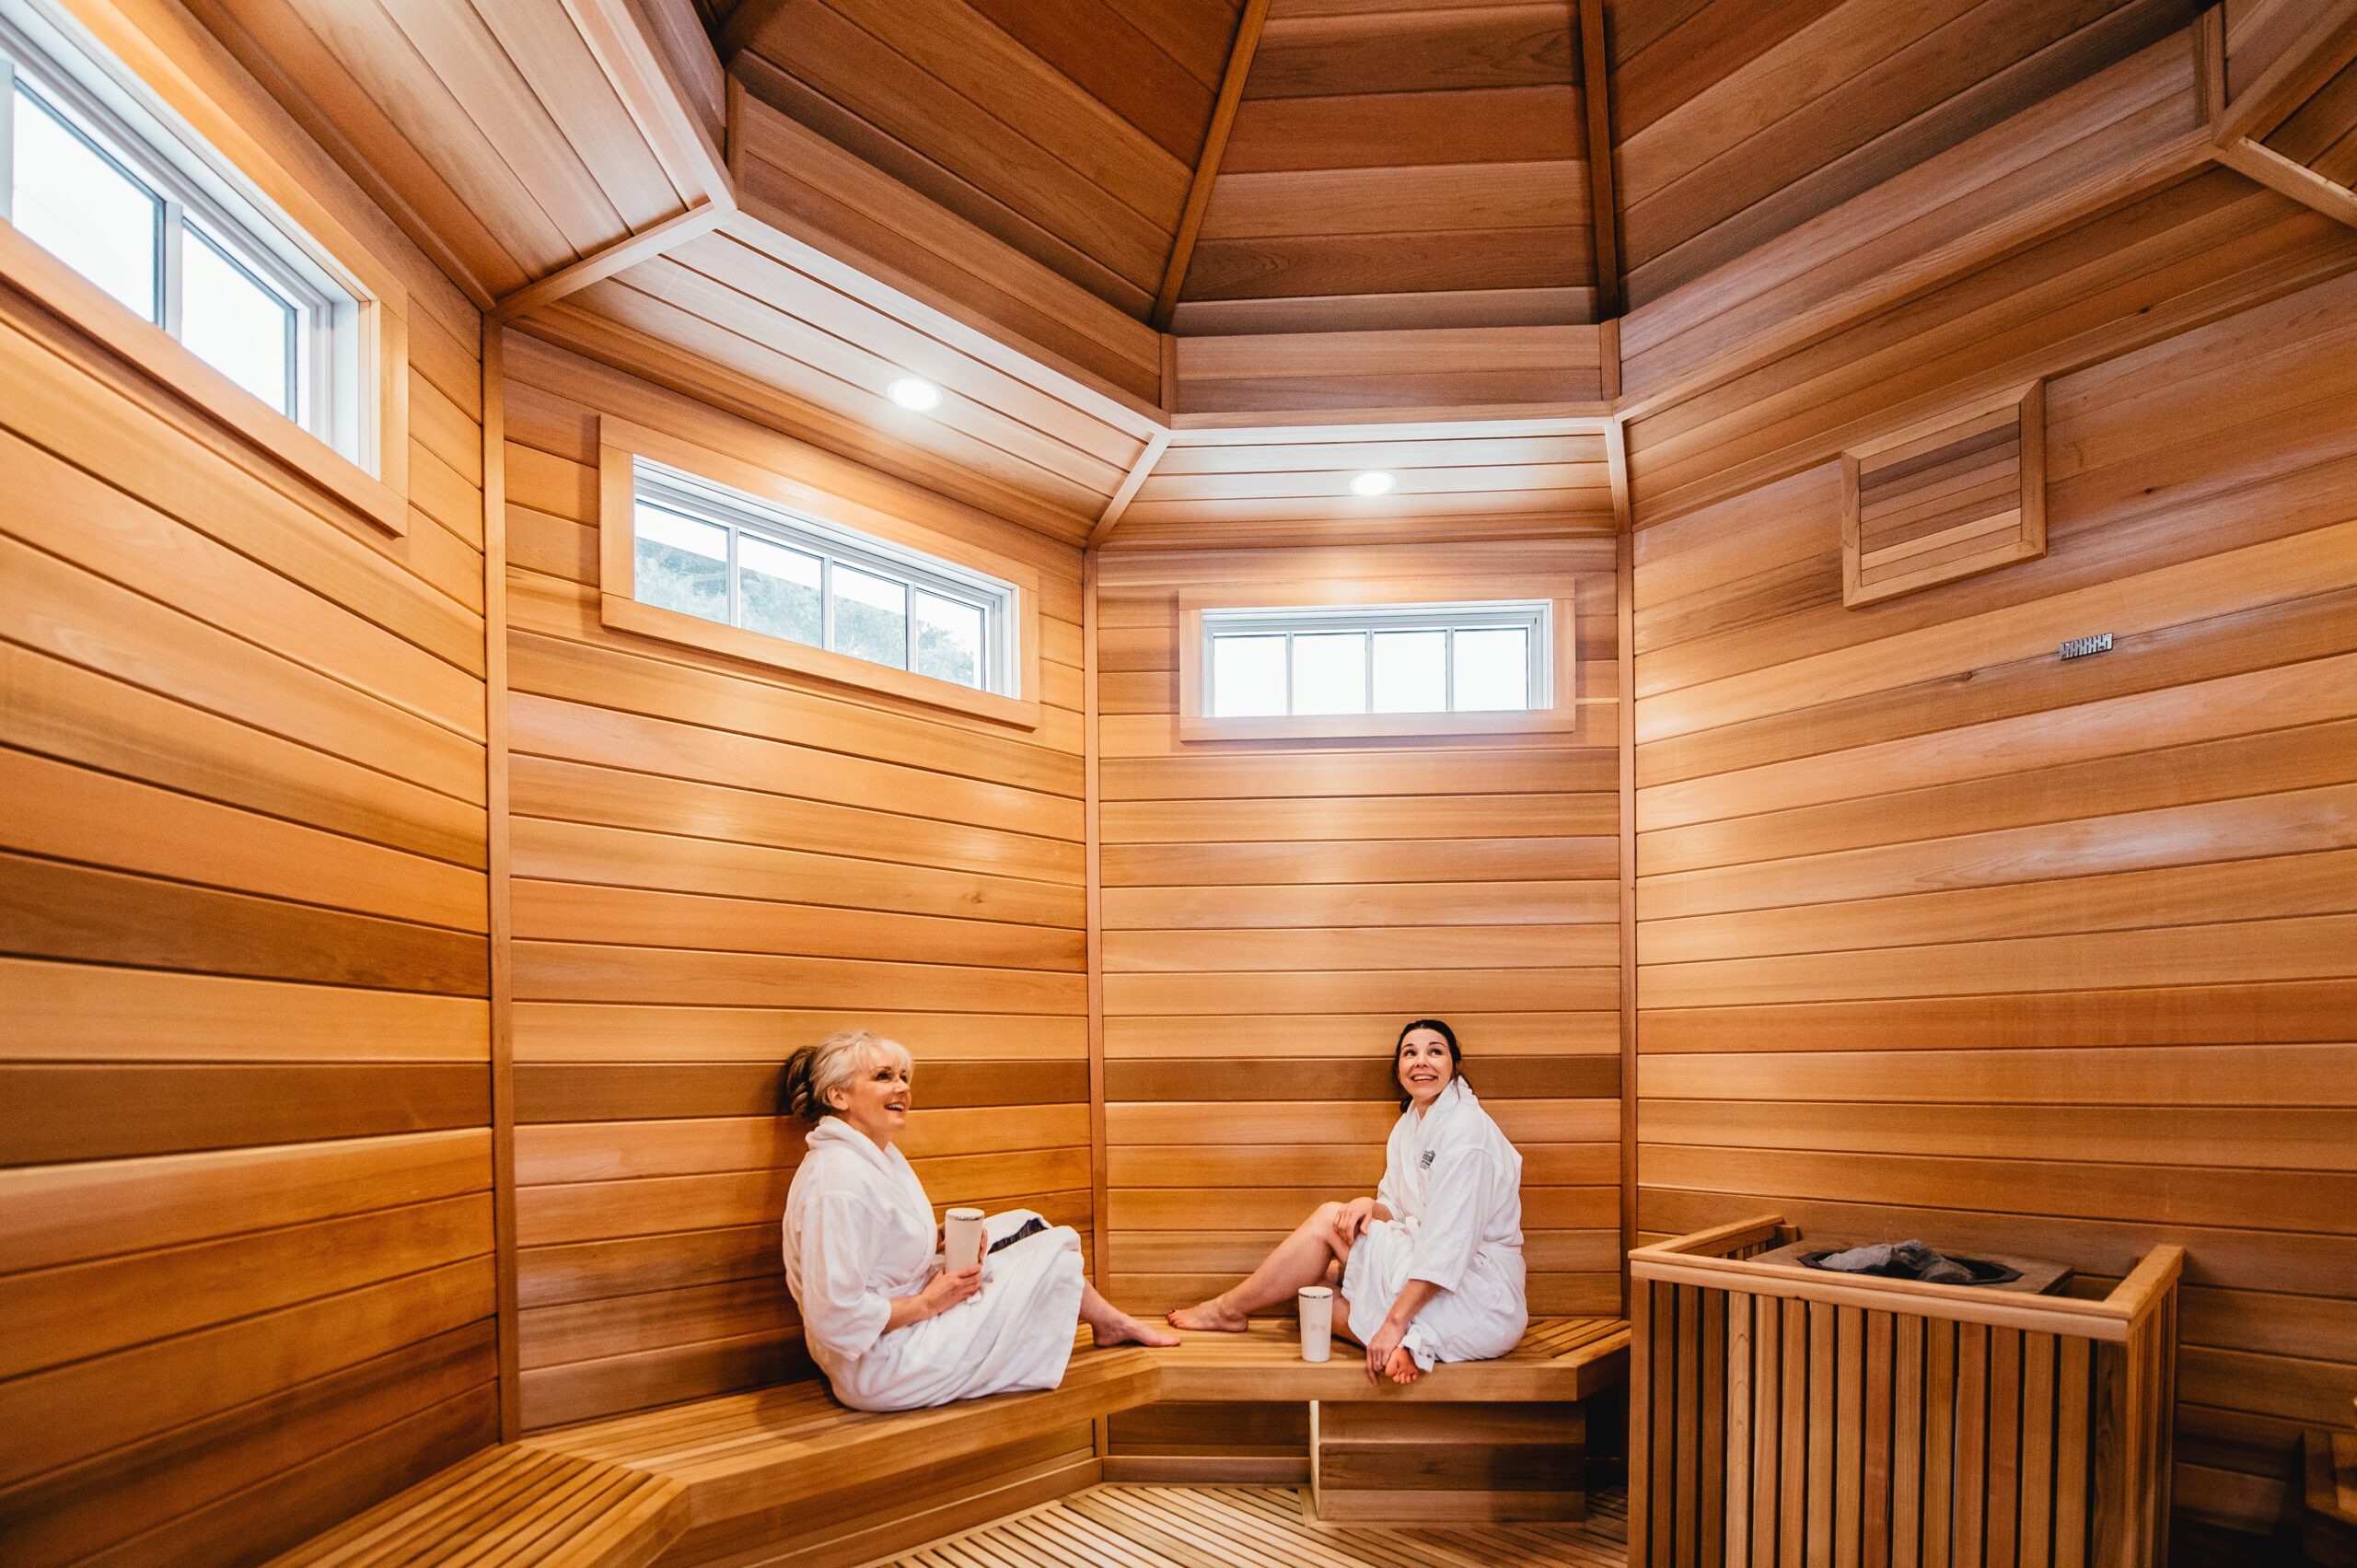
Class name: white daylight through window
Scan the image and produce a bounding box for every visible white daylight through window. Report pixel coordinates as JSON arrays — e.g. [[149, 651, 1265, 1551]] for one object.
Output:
[[1202, 600, 1552, 719], [631, 457, 1019, 697], [0, 0, 360, 450]]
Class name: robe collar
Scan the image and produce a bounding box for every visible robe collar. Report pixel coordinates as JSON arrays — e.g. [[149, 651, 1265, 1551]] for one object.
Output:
[[805, 1114, 899, 1173], [1409, 1074, 1474, 1146]]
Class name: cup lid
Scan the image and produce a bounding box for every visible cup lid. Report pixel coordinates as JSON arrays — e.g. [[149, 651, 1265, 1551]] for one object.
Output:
[[1298, 1285, 1332, 1298]]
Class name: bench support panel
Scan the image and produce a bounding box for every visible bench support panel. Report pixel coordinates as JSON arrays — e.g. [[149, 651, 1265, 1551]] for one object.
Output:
[[1311, 1400, 1591, 1524]]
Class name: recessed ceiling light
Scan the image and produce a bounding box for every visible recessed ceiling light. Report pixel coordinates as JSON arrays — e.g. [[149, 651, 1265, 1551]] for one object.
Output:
[[1350, 470, 1397, 497], [887, 377, 943, 412]]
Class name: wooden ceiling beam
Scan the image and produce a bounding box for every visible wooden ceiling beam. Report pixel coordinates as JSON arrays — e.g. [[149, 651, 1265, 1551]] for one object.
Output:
[[2217, 136, 2357, 228], [491, 195, 732, 323], [1087, 431, 1171, 549], [1153, 0, 1271, 331], [560, 0, 730, 203], [1576, 0, 1622, 322]]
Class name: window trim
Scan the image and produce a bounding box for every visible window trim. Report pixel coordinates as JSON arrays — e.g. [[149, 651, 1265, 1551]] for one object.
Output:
[[1178, 579, 1580, 743], [0, 0, 407, 537], [597, 416, 1044, 730]]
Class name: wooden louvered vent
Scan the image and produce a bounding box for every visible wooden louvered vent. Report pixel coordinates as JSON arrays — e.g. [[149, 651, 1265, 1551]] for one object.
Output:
[[1842, 383, 2046, 607]]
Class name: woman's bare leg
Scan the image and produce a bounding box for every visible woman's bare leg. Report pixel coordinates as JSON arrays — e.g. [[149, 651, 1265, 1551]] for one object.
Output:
[[1168, 1202, 1351, 1331], [1081, 1282, 1178, 1348]]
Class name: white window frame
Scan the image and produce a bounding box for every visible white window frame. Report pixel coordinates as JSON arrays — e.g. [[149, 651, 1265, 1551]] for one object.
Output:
[[1201, 598, 1553, 720], [631, 457, 1020, 699], [0, 0, 401, 530], [1178, 580, 1580, 743], [597, 417, 1045, 731]]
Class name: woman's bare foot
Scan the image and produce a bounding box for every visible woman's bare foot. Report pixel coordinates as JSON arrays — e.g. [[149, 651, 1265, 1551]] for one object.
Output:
[[1166, 1295, 1248, 1332], [1384, 1345, 1421, 1385], [1092, 1309, 1180, 1349]]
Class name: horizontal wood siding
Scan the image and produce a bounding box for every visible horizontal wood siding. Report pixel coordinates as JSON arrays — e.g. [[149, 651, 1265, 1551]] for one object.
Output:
[[499, 335, 1093, 1432], [0, 42, 494, 1565], [1094, 539, 1624, 1473], [1631, 268, 2357, 1541]]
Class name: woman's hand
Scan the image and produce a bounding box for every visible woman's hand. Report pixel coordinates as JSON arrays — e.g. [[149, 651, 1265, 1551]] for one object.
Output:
[[1332, 1197, 1379, 1250], [917, 1264, 983, 1319], [1364, 1318, 1409, 1385]]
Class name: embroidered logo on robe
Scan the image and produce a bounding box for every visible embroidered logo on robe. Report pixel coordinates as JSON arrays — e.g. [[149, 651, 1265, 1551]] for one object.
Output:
[[1420, 1150, 1436, 1170]]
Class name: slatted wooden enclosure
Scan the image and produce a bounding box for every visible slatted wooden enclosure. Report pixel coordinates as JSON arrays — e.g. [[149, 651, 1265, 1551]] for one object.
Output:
[[1630, 1216, 2183, 1568]]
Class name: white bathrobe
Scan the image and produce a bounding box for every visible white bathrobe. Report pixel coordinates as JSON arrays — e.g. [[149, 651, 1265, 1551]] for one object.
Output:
[[781, 1118, 1086, 1411], [1341, 1077, 1528, 1370]]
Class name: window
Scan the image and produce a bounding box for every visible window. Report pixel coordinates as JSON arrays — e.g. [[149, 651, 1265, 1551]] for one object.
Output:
[[597, 418, 1043, 729], [631, 459, 1016, 696], [1177, 583, 1579, 742], [1202, 600, 1551, 719], [0, 0, 363, 457]]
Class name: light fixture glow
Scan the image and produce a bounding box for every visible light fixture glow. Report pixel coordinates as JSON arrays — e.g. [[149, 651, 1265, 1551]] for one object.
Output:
[[1349, 470, 1397, 497], [887, 377, 943, 412]]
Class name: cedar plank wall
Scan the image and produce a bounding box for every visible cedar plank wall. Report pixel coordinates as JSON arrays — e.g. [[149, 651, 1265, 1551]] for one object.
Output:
[[497, 337, 1096, 1451], [0, 22, 495, 1568], [1093, 540, 1623, 1473], [1631, 263, 2357, 1541]]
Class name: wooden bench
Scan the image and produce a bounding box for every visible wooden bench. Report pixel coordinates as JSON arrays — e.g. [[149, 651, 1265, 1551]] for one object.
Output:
[[2307, 1400, 2357, 1567], [1157, 1314, 1631, 1524], [265, 1446, 687, 1568], [267, 1316, 1629, 1562]]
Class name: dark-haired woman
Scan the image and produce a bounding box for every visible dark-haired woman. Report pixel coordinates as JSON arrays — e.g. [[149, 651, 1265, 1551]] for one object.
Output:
[[779, 1028, 1173, 1413], [1168, 1020, 1527, 1385]]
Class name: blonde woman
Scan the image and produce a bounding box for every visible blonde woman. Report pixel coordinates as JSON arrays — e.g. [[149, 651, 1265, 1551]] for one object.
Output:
[[779, 1029, 1173, 1412]]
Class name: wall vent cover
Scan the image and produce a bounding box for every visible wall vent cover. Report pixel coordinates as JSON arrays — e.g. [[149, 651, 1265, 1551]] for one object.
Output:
[[1841, 381, 2046, 607]]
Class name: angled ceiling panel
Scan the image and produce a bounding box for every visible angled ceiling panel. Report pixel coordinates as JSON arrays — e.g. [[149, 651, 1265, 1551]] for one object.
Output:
[[1609, 0, 2204, 308], [188, 0, 727, 304], [730, 0, 1243, 319], [1176, 2, 1595, 336]]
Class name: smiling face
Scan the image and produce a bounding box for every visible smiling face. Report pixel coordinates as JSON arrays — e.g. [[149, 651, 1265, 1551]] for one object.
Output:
[[829, 1045, 911, 1147], [1396, 1027, 1456, 1112]]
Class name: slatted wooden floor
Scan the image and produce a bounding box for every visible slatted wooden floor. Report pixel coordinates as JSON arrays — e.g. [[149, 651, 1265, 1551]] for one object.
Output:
[[865, 1483, 1630, 1568]]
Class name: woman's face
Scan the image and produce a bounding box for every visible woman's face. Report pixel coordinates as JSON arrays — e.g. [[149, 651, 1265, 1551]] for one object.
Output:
[[830, 1048, 911, 1145], [1397, 1028, 1455, 1110]]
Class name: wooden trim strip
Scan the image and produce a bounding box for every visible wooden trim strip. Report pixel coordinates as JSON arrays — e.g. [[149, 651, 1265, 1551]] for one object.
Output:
[[1084, 551, 1110, 1294], [484, 324, 521, 1444], [1629, 1256, 2136, 1341], [1616, 521, 1637, 1315], [1088, 431, 1170, 550], [1153, 0, 1273, 331], [1577, 0, 1622, 321], [554, 0, 731, 205], [1083, 551, 1110, 1468], [2217, 135, 2357, 228], [492, 197, 734, 325]]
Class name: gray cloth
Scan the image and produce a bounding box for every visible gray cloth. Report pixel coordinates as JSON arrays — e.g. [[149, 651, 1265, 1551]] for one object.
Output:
[[1815, 1239, 1976, 1284]]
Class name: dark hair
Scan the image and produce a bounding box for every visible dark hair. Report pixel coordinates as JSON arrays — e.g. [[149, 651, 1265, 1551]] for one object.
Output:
[[1393, 1018, 1464, 1111]]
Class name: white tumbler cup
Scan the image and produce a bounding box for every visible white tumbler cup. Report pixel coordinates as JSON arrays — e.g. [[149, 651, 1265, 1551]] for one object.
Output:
[[1298, 1285, 1334, 1363], [943, 1207, 986, 1270]]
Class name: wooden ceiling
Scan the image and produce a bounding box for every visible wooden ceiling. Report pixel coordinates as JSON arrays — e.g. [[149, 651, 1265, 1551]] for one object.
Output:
[[1176, 3, 1598, 335], [724, 0, 1240, 324], [1608, 0, 2205, 308], [186, 0, 2357, 549], [190, 0, 727, 308]]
